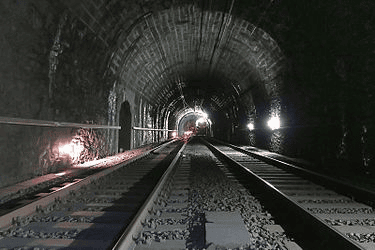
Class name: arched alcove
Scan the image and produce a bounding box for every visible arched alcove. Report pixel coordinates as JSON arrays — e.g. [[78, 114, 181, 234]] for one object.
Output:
[[119, 101, 132, 151]]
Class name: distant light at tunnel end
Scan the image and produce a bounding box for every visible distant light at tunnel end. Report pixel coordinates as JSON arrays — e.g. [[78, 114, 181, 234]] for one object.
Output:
[[268, 116, 280, 130], [184, 131, 193, 136], [196, 118, 206, 126]]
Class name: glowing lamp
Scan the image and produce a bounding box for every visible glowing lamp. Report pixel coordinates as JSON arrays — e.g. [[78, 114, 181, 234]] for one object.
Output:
[[59, 139, 84, 162], [171, 131, 177, 137], [267, 116, 280, 130], [59, 144, 73, 156], [247, 123, 254, 131], [55, 172, 66, 176], [196, 118, 206, 126]]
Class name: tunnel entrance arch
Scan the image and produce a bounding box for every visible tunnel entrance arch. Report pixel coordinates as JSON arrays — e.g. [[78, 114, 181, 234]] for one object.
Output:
[[119, 101, 131, 151], [176, 108, 213, 137]]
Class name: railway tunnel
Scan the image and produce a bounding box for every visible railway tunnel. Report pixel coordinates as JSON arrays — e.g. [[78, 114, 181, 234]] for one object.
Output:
[[0, 0, 374, 188]]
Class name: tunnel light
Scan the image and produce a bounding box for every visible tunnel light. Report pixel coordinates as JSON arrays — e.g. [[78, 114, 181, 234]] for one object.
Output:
[[59, 139, 84, 162], [247, 123, 254, 131], [267, 116, 280, 130], [59, 144, 72, 155], [55, 172, 66, 176], [171, 131, 177, 137], [196, 118, 206, 126]]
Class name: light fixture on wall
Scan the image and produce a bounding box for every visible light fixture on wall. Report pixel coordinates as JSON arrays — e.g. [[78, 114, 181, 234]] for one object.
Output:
[[59, 139, 84, 163], [247, 123, 254, 131], [267, 116, 280, 130], [196, 117, 206, 126]]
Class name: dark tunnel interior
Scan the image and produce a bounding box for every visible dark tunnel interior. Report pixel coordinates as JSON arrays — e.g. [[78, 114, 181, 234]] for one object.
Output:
[[0, 0, 374, 187]]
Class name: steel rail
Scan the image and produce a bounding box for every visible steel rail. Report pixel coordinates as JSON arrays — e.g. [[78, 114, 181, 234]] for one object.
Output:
[[112, 142, 187, 249], [210, 138, 375, 208], [202, 138, 364, 250], [0, 116, 121, 129]]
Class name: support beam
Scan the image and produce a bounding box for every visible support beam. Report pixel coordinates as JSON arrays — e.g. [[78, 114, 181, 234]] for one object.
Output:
[[0, 117, 121, 129], [132, 126, 176, 132]]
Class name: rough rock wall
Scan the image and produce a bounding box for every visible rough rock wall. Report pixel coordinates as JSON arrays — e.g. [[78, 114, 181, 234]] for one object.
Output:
[[0, 0, 112, 188]]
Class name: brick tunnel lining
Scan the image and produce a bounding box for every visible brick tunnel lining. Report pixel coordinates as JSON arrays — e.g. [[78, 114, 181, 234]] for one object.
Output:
[[0, 0, 374, 188], [105, 4, 286, 153], [109, 5, 285, 113]]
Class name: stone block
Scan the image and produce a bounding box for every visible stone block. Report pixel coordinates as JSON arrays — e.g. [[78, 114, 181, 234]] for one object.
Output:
[[205, 211, 250, 248], [135, 240, 186, 250]]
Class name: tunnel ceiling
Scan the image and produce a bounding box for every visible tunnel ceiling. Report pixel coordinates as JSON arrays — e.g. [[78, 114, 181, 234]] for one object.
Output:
[[63, 0, 285, 121]]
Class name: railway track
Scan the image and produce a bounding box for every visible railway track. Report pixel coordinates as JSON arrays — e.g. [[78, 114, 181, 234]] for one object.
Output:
[[0, 142, 164, 215], [204, 138, 375, 250], [115, 139, 301, 249], [0, 140, 184, 249], [1, 137, 374, 249]]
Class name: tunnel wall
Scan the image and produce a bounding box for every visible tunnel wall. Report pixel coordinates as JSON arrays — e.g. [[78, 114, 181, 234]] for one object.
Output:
[[224, 0, 375, 175], [115, 88, 165, 149], [0, 1, 113, 188], [74, 0, 375, 176], [277, 0, 374, 175]]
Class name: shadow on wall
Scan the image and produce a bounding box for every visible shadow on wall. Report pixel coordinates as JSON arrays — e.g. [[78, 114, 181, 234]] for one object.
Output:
[[224, 114, 375, 176], [248, 126, 341, 162], [118, 101, 132, 151], [247, 125, 375, 174]]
